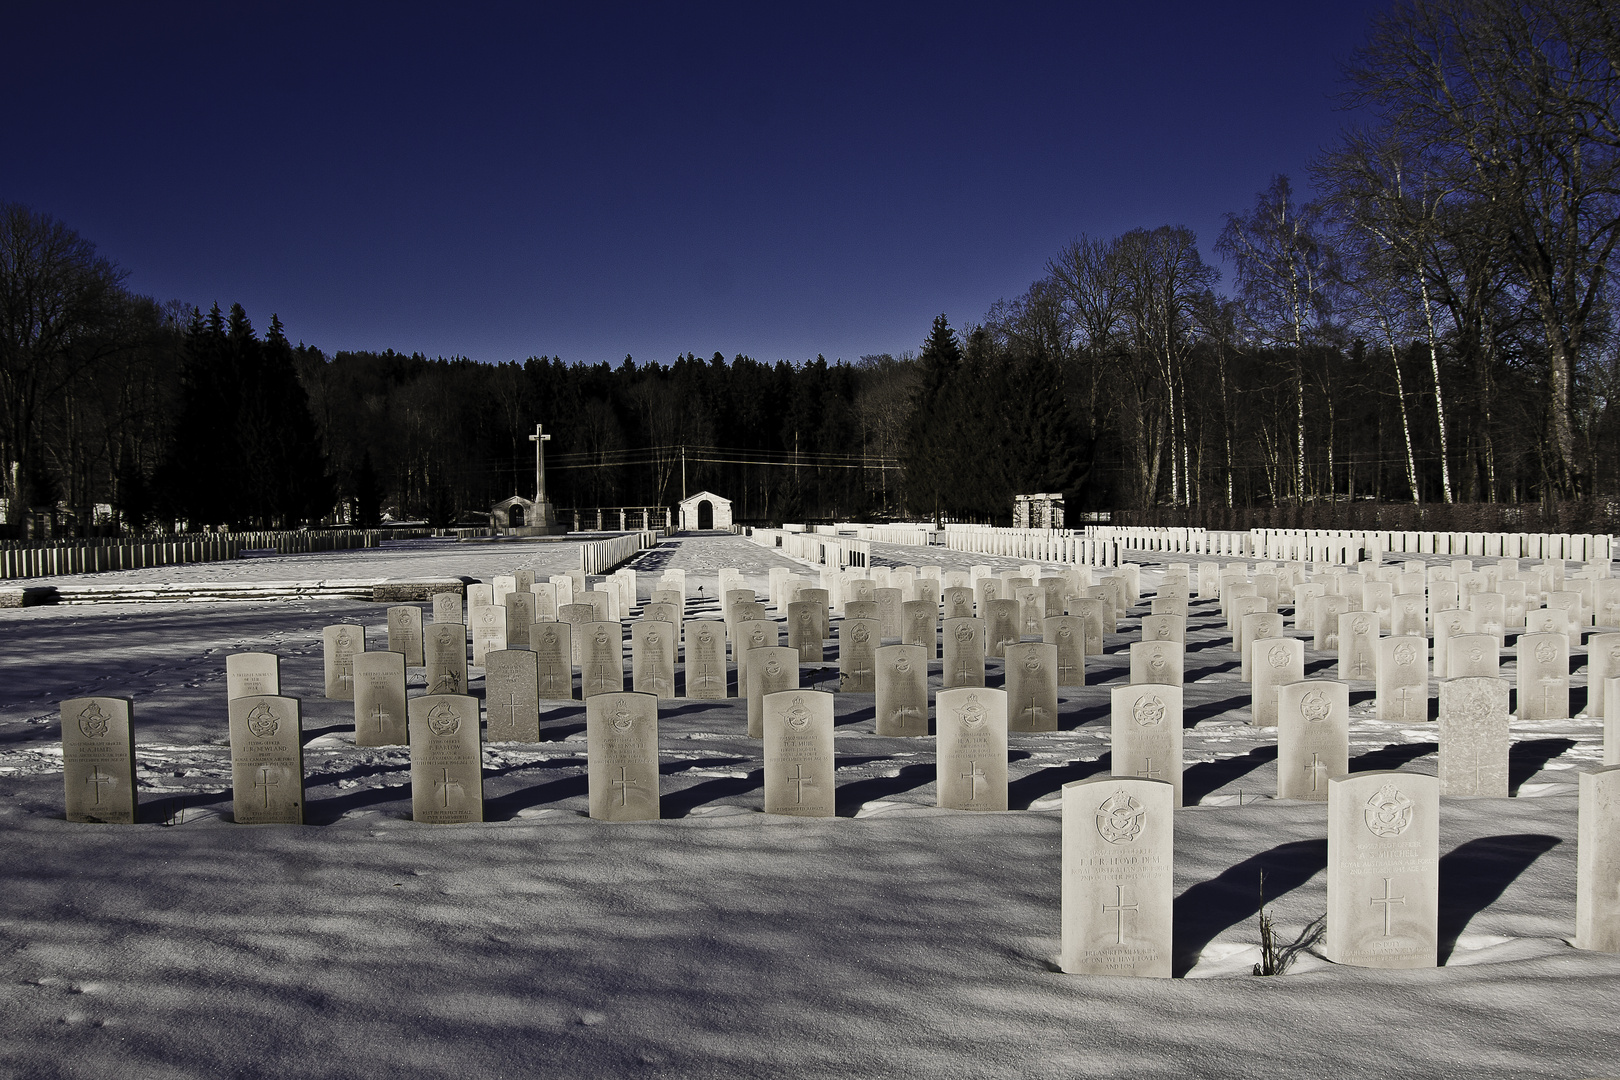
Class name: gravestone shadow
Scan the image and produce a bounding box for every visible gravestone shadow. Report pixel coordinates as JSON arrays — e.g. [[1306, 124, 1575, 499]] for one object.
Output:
[[1437, 834, 1561, 963], [1183, 745, 1278, 804], [1349, 741, 1437, 772], [482, 772, 590, 820], [1005, 753, 1111, 810], [300, 723, 350, 745], [1184, 695, 1248, 728], [1508, 738, 1577, 795], [660, 769, 764, 818], [1172, 838, 1328, 977], [835, 763, 937, 816], [1062, 702, 1111, 729], [304, 783, 412, 824], [140, 788, 230, 825]]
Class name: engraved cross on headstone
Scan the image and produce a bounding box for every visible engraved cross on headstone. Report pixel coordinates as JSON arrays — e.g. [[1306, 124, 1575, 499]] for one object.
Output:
[[614, 766, 638, 807], [1103, 884, 1139, 946], [435, 768, 463, 808], [961, 760, 986, 800], [1305, 753, 1328, 793], [788, 763, 812, 805], [255, 766, 279, 807], [85, 767, 113, 806], [371, 703, 390, 734], [1371, 877, 1406, 936], [503, 692, 522, 728], [1140, 756, 1164, 782]]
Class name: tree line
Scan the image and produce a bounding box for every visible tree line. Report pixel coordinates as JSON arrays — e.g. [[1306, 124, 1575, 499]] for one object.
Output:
[[3, 0, 1618, 535]]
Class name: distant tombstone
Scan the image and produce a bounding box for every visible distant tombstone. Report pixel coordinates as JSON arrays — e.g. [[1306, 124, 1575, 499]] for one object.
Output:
[[586, 692, 660, 822], [423, 621, 468, 696], [1111, 684, 1184, 806], [1596, 580, 1620, 628], [353, 651, 408, 747], [1039, 576, 1068, 620], [1326, 771, 1439, 968], [1438, 676, 1510, 797], [558, 603, 596, 666], [649, 587, 681, 612], [1060, 775, 1174, 977], [485, 650, 541, 742], [407, 694, 483, 824], [974, 577, 1000, 616], [875, 644, 928, 736], [1375, 637, 1428, 723], [942, 617, 986, 689], [787, 600, 822, 662], [432, 590, 463, 625], [985, 598, 1022, 659], [492, 574, 517, 610], [1084, 587, 1119, 634], [747, 646, 800, 738], [1525, 606, 1574, 638], [1446, 634, 1499, 679], [1471, 591, 1507, 645], [1293, 583, 1325, 631], [550, 574, 575, 609], [532, 621, 574, 700], [583, 589, 611, 622], [1005, 642, 1059, 732], [838, 618, 880, 693], [942, 586, 976, 621], [1576, 764, 1620, 952], [1140, 614, 1185, 643], [228, 695, 304, 825], [226, 652, 280, 699], [1338, 612, 1378, 681], [1043, 616, 1088, 687], [469, 604, 507, 667], [1128, 640, 1183, 688], [386, 606, 425, 667], [763, 690, 835, 817], [734, 619, 779, 697], [1068, 597, 1108, 656], [936, 687, 1008, 811], [875, 587, 905, 639], [1228, 593, 1266, 637], [725, 587, 757, 628], [579, 621, 625, 699], [1588, 633, 1620, 717], [1431, 607, 1473, 678], [845, 599, 879, 622], [514, 569, 536, 592], [1014, 586, 1046, 638], [322, 624, 364, 700], [901, 600, 938, 659], [641, 601, 681, 634], [1390, 593, 1426, 638], [631, 620, 677, 700], [466, 583, 494, 610], [846, 578, 876, 605], [1149, 597, 1188, 619], [61, 697, 137, 824], [1312, 595, 1351, 651], [684, 620, 727, 699], [800, 588, 832, 642], [1276, 680, 1349, 801], [1251, 637, 1305, 727], [1517, 632, 1570, 721], [1238, 612, 1283, 681], [504, 591, 536, 649], [914, 578, 940, 613]]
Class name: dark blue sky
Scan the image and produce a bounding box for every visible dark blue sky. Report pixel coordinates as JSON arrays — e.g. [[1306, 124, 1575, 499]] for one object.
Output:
[[4, 2, 1389, 366]]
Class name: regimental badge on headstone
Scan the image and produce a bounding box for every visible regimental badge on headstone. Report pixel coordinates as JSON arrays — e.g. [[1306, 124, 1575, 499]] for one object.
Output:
[[228, 695, 304, 825], [586, 691, 660, 821], [353, 650, 408, 747], [61, 696, 137, 824], [407, 694, 483, 824], [1326, 771, 1438, 968], [1060, 775, 1173, 977], [936, 687, 1007, 811]]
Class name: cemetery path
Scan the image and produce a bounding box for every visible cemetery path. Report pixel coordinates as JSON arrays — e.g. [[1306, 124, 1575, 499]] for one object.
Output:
[[0, 538, 1616, 1078]]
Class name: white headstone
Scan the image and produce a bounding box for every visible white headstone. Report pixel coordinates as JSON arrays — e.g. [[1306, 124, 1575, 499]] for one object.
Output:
[[1276, 681, 1349, 801], [763, 690, 835, 817], [407, 694, 483, 824], [587, 691, 660, 821], [1110, 685, 1184, 806], [485, 649, 541, 742], [1575, 764, 1620, 952], [1005, 642, 1059, 732], [229, 695, 304, 825], [353, 650, 408, 747], [1438, 676, 1510, 797], [1060, 776, 1174, 977], [936, 688, 1008, 811], [1326, 771, 1438, 968], [61, 697, 137, 824]]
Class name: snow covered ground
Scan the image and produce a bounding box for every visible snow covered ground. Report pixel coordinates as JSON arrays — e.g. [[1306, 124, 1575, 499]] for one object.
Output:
[[1, 533, 1617, 1079]]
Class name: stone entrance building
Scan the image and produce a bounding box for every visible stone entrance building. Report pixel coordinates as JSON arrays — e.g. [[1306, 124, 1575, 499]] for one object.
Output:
[[678, 491, 732, 531]]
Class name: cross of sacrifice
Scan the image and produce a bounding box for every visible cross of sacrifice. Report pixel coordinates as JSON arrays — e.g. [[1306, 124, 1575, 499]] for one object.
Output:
[[254, 766, 280, 807], [614, 766, 638, 807], [435, 768, 463, 808], [788, 763, 812, 805], [85, 768, 113, 806], [528, 423, 551, 503], [1370, 877, 1406, 936], [1103, 884, 1139, 946]]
